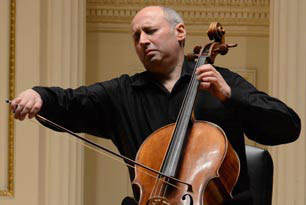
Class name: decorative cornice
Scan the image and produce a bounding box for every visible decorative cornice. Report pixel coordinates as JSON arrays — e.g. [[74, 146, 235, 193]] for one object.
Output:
[[0, 0, 15, 198], [87, 0, 269, 36], [87, 0, 269, 7]]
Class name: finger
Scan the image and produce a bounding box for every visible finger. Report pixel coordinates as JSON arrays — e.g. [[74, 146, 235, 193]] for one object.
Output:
[[15, 98, 31, 120], [14, 102, 26, 120], [196, 71, 215, 81], [19, 100, 35, 121], [14, 92, 30, 118], [28, 100, 42, 119], [10, 98, 21, 113], [195, 64, 215, 74], [199, 82, 211, 90], [201, 77, 218, 85]]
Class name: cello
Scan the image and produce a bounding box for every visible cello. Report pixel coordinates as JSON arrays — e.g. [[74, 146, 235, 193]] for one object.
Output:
[[132, 22, 240, 205]]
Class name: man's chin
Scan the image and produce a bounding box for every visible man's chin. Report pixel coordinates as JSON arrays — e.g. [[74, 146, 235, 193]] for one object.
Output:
[[145, 54, 159, 61], [146, 58, 162, 65]]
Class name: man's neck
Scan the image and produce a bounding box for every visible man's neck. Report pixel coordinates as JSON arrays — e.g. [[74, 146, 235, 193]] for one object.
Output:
[[154, 59, 183, 92], [160, 65, 182, 92]]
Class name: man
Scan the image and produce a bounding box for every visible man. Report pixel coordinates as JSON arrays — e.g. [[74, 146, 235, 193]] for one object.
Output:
[[11, 6, 300, 205]]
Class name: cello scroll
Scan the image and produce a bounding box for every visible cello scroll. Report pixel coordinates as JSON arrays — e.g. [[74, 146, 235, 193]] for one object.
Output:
[[187, 22, 237, 64]]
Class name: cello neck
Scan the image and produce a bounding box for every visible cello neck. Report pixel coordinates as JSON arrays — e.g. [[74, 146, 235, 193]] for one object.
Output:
[[161, 54, 208, 177]]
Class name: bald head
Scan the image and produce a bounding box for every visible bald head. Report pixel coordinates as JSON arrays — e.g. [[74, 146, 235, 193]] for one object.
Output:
[[132, 6, 183, 29]]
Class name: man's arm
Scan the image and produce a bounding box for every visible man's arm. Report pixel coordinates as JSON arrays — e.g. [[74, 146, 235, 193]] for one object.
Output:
[[225, 71, 301, 145], [195, 64, 301, 145], [11, 83, 116, 139], [229, 80, 301, 145]]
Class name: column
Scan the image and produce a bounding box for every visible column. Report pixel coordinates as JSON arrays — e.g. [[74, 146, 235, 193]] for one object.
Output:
[[38, 0, 86, 205], [269, 0, 306, 204]]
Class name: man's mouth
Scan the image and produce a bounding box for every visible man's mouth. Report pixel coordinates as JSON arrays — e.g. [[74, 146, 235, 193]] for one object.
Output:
[[145, 49, 157, 56]]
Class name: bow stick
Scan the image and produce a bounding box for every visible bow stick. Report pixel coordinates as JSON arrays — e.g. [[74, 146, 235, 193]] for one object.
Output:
[[5, 99, 191, 189]]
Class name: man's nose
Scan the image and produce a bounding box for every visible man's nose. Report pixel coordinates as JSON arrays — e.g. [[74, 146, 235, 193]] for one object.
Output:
[[139, 32, 150, 45]]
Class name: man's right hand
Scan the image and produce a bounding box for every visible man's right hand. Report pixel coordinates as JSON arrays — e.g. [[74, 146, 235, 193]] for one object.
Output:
[[10, 89, 43, 121]]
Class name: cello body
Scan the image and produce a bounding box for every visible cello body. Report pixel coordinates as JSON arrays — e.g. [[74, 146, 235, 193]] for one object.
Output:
[[132, 121, 240, 205]]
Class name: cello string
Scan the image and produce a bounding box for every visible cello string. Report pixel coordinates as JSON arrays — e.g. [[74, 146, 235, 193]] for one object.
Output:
[[157, 56, 202, 198], [26, 117, 188, 193], [150, 167, 161, 198], [139, 51, 206, 196], [160, 53, 208, 198]]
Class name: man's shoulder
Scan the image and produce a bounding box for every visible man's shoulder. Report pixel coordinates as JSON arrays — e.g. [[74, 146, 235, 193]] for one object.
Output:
[[214, 65, 235, 75], [99, 71, 148, 90], [118, 71, 147, 85]]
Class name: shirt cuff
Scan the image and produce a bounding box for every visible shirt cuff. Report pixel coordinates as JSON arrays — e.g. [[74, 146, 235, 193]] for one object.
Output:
[[32, 86, 49, 116]]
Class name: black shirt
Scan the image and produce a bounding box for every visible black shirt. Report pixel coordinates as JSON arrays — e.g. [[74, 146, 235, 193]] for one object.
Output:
[[33, 58, 301, 204]]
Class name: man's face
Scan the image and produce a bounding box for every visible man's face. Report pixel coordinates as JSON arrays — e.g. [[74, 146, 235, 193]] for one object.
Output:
[[131, 7, 181, 72]]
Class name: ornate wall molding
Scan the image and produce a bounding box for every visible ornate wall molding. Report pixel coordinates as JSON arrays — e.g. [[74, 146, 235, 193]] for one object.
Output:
[[87, 0, 269, 36], [0, 0, 16, 197]]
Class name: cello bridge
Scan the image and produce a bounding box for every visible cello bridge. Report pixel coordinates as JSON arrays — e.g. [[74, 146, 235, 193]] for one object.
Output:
[[147, 197, 170, 205]]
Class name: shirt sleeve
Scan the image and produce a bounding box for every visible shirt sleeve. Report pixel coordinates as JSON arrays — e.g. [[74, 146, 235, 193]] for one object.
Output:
[[222, 70, 301, 145], [32, 81, 119, 139]]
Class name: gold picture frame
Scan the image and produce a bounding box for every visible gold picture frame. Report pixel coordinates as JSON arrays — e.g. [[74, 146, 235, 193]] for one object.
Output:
[[0, 0, 15, 197]]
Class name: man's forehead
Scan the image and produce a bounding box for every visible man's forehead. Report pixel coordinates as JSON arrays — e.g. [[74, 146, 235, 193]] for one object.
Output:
[[134, 6, 164, 18], [131, 7, 165, 29]]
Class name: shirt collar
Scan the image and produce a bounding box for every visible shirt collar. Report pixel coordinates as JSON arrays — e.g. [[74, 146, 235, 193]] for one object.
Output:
[[181, 56, 195, 77], [131, 56, 196, 87]]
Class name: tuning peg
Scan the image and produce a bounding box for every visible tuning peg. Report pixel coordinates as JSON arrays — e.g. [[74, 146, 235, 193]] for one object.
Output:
[[186, 46, 202, 61]]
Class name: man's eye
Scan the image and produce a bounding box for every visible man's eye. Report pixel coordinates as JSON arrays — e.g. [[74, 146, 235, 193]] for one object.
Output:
[[133, 33, 140, 41], [146, 29, 157, 34]]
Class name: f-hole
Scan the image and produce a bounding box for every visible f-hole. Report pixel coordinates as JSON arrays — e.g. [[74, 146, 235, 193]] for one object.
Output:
[[182, 193, 193, 205]]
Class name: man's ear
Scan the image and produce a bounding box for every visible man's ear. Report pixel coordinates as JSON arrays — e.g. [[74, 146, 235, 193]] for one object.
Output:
[[175, 23, 186, 42]]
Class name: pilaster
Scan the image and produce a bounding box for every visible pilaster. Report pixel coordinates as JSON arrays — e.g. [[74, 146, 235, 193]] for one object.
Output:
[[269, 0, 306, 204], [38, 1, 86, 205]]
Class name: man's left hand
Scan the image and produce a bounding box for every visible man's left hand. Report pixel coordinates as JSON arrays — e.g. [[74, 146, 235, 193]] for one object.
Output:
[[195, 64, 231, 102]]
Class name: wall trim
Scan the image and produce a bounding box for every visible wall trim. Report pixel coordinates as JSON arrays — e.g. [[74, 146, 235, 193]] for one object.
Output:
[[87, 0, 269, 37], [0, 0, 16, 197]]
